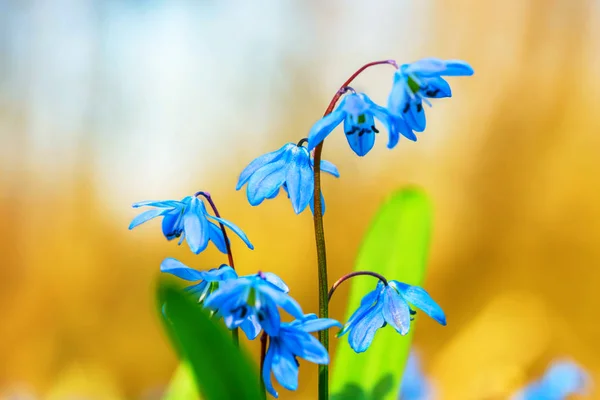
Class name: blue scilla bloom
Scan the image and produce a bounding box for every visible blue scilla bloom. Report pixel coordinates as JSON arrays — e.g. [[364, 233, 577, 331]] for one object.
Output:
[[263, 314, 341, 398], [160, 257, 237, 303], [236, 142, 339, 214], [307, 92, 416, 157], [388, 57, 474, 132], [512, 360, 590, 400], [400, 351, 433, 400], [129, 195, 253, 254], [339, 281, 445, 353], [204, 272, 304, 337]]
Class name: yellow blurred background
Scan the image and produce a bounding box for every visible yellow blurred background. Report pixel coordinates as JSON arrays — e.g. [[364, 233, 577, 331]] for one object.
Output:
[[1, 0, 599, 399]]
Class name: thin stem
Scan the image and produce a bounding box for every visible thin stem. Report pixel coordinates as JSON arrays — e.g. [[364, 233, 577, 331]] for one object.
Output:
[[260, 332, 268, 399], [195, 191, 235, 269], [328, 271, 388, 302], [195, 191, 239, 345], [313, 59, 397, 400]]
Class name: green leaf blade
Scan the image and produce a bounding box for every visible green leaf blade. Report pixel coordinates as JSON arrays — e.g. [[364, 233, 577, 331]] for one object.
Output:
[[331, 187, 433, 400], [157, 281, 263, 400]]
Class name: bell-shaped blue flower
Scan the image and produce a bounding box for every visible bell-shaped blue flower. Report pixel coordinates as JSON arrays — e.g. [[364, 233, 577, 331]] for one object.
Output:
[[263, 314, 341, 398], [236, 143, 339, 214], [204, 272, 304, 337], [400, 351, 433, 400], [388, 57, 474, 132], [160, 257, 237, 302], [338, 281, 445, 353], [307, 92, 416, 157], [129, 195, 253, 254], [511, 360, 590, 400]]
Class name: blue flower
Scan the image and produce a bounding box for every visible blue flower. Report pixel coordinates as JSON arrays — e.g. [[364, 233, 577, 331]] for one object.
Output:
[[129, 195, 253, 254], [388, 57, 474, 132], [307, 92, 416, 157], [236, 143, 339, 214], [338, 281, 445, 353], [262, 314, 341, 398], [400, 351, 433, 400], [160, 257, 237, 303], [204, 272, 304, 337], [159, 258, 262, 339], [512, 360, 590, 400]]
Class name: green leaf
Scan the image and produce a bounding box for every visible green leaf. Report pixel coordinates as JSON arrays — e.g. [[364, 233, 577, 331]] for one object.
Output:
[[157, 280, 263, 400], [331, 187, 433, 400], [162, 362, 200, 400]]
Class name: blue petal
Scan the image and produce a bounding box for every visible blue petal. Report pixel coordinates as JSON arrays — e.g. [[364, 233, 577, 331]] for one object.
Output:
[[266, 187, 280, 200], [404, 58, 447, 76], [381, 286, 411, 335], [256, 296, 281, 336], [184, 282, 208, 295], [185, 282, 212, 303], [388, 115, 417, 148], [287, 331, 329, 364], [363, 94, 395, 134], [162, 208, 183, 239], [387, 71, 408, 116], [391, 281, 446, 325], [132, 200, 181, 208], [404, 98, 426, 133], [207, 214, 254, 250], [262, 272, 289, 293], [129, 208, 168, 230], [240, 312, 262, 340], [293, 316, 342, 333], [184, 197, 210, 254], [236, 144, 292, 190], [307, 102, 347, 151], [260, 284, 304, 320], [421, 76, 452, 98], [204, 279, 248, 310], [285, 147, 314, 214], [198, 265, 237, 282], [440, 60, 474, 76], [348, 301, 385, 353], [338, 290, 380, 338], [208, 221, 227, 254], [400, 351, 431, 400], [319, 159, 340, 177], [541, 360, 589, 398], [246, 159, 288, 206], [343, 113, 376, 157], [262, 340, 279, 398], [406, 58, 474, 77], [160, 258, 204, 281], [271, 343, 299, 391]]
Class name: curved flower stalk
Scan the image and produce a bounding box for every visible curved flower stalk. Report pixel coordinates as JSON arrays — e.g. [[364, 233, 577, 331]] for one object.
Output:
[[262, 314, 342, 398], [388, 57, 474, 132], [307, 92, 416, 157], [129, 195, 253, 254], [236, 142, 339, 214], [204, 272, 304, 337], [338, 281, 445, 353], [511, 360, 590, 400]]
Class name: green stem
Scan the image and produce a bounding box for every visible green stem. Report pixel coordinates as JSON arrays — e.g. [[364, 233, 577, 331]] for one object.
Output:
[[312, 59, 398, 400]]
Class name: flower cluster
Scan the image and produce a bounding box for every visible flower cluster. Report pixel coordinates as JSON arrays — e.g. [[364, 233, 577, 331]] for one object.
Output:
[[129, 57, 473, 398]]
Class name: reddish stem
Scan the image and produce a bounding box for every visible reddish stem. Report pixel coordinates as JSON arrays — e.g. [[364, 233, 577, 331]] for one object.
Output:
[[328, 271, 388, 302], [195, 191, 239, 345], [313, 59, 397, 400], [195, 191, 235, 269]]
